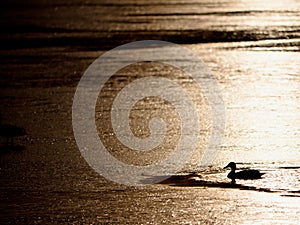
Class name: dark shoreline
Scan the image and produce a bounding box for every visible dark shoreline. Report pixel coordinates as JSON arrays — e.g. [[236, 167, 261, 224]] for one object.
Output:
[[1, 29, 299, 51]]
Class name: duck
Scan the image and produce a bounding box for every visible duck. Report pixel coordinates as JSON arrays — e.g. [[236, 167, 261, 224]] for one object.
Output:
[[0, 113, 26, 146], [224, 162, 265, 184]]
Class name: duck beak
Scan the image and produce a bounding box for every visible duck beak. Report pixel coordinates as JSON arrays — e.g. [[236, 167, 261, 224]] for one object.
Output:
[[223, 165, 229, 169]]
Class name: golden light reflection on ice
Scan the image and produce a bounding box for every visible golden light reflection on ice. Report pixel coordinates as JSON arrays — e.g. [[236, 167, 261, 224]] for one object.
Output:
[[234, 0, 300, 30], [240, 0, 298, 10], [205, 50, 300, 165]]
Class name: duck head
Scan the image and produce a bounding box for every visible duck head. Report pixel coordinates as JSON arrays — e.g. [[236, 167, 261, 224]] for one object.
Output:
[[223, 162, 236, 170]]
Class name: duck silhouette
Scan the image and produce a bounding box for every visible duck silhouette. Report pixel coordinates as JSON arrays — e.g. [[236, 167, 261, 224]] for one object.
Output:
[[224, 162, 265, 184], [0, 113, 27, 147]]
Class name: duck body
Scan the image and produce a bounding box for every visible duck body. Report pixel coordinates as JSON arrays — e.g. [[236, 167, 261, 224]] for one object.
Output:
[[224, 162, 265, 184], [227, 169, 264, 180]]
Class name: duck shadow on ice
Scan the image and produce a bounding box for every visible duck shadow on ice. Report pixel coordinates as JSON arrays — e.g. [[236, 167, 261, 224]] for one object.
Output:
[[0, 113, 27, 154], [145, 162, 300, 197], [154, 173, 273, 193], [145, 162, 275, 193], [0, 145, 26, 154]]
